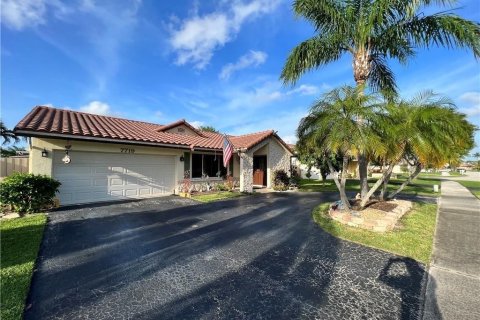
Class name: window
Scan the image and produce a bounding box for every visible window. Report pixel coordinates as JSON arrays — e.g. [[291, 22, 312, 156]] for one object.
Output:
[[191, 153, 227, 178]]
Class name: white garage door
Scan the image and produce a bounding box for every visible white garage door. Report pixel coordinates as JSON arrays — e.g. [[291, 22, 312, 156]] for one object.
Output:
[[53, 151, 176, 205]]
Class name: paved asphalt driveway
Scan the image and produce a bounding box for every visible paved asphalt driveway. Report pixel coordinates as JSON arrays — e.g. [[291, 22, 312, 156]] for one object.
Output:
[[25, 193, 426, 320]]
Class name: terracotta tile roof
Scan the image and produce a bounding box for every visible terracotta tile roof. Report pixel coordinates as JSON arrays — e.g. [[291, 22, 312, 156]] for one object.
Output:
[[228, 130, 275, 149], [15, 106, 292, 153], [157, 119, 206, 137]]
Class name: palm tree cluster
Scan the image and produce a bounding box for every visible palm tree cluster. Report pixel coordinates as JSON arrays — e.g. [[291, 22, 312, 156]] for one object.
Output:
[[297, 87, 475, 210], [282, 0, 479, 208]]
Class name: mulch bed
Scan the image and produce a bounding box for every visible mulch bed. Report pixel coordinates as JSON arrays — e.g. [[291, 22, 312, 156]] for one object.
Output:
[[329, 199, 412, 232], [349, 199, 398, 212]]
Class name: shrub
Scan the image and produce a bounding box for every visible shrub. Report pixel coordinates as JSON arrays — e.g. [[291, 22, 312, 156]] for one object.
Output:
[[290, 168, 301, 187], [0, 173, 61, 214], [272, 169, 289, 191], [225, 175, 235, 191], [216, 183, 228, 191]]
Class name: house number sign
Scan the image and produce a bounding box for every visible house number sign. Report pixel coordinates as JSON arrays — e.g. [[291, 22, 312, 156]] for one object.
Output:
[[120, 148, 135, 154]]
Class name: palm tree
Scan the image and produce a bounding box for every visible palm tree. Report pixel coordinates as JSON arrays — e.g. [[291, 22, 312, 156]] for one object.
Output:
[[1, 121, 20, 145], [281, 0, 480, 198], [297, 86, 385, 210], [375, 91, 475, 201]]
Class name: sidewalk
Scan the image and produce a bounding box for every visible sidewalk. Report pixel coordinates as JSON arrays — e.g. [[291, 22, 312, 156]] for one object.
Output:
[[423, 181, 480, 320]]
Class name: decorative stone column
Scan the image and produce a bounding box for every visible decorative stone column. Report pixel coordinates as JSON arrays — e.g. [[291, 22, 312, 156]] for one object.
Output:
[[239, 151, 253, 193]]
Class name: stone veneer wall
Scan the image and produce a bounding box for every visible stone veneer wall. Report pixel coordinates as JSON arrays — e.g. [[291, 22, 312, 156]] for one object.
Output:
[[268, 138, 291, 182], [239, 152, 254, 193], [239, 137, 292, 193]]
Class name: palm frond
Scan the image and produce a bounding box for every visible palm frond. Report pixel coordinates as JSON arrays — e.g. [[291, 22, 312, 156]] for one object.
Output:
[[368, 55, 397, 95], [281, 35, 347, 85]]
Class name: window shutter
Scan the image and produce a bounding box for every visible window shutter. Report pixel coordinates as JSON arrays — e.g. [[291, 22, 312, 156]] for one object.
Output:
[[229, 155, 234, 175], [184, 152, 190, 173]]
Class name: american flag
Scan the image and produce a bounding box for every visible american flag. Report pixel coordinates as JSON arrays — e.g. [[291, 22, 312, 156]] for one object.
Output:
[[223, 135, 233, 167]]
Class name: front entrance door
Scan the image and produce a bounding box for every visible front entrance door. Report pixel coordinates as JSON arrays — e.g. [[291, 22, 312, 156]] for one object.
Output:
[[253, 155, 267, 186]]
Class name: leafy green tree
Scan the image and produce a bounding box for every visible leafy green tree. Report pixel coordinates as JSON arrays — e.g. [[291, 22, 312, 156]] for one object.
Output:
[[281, 0, 480, 198], [198, 125, 218, 133], [296, 144, 342, 183], [1, 146, 27, 157]]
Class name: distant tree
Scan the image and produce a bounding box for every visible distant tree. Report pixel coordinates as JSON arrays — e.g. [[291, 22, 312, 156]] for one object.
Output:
[[473, 152, 480, 170], [1, 146, 26, 157], [296, 144, 342, 183], [199, 125, 218, 133], [1, 121, 20, 145]]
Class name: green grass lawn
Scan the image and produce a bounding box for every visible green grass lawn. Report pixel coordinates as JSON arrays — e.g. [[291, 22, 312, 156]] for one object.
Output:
[[1, 214, 47, 320], [417, 172, 462, 177], [312, 202, 437, 263], [447, 171, 463, 176], [458, 180, 480, 199], [299, 175, 440, 197], [418, 172, 443, 176], [192, 191, 245, 203]]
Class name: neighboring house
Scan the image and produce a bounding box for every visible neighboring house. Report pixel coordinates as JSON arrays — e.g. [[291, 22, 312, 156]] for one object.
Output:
[[14, 106, 292, 205]]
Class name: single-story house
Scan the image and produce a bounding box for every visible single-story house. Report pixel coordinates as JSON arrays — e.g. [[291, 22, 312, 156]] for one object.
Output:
[[14, 106, 293, 205]]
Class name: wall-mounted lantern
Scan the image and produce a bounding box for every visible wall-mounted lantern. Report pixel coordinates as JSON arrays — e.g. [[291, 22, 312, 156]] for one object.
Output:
[[180, 155, 185, 162], [62, 144, 72, 164], [41, 148, 48, 158]]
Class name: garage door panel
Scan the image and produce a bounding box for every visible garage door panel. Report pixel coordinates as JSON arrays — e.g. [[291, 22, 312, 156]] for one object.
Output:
[[60, 179, 92, 188], [94, 179, 108, 186], [53, 151, 176, 205]]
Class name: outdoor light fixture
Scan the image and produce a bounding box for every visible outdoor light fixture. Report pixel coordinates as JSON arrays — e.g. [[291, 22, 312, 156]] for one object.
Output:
[[41, 148, 48, 157], [180, 155, 185, 162], [62, 144, 72, 164]]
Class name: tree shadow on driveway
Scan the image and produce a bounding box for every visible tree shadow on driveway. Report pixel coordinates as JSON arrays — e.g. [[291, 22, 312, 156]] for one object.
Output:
[[25, 193, 427, 319]]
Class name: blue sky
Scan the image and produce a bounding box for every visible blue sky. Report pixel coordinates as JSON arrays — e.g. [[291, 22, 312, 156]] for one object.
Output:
[[2, 0, 480, 156]]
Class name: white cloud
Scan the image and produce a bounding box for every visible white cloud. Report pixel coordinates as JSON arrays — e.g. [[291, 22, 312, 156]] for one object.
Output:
[[460, 92, 480, 105], [459, 91, 480, 117], [1, 0, 47, 30], [79, 101, 111, 115], [169, 0, 279, 69], [189, 120, 205, 128], [5, 1, 142, 94], [283, 135, 297, 144], [461, 106, 480, 116], [287, 84, 320, 96], [1, 0, 69, 30], [219, 50, 267, 80]]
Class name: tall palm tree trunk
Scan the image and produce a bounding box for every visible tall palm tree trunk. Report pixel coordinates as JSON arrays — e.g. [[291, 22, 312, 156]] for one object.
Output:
[[353, 50, 371, 199]]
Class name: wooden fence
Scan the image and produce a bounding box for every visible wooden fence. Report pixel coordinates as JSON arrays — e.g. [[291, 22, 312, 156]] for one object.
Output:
[[0, 156, 29, 178]]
